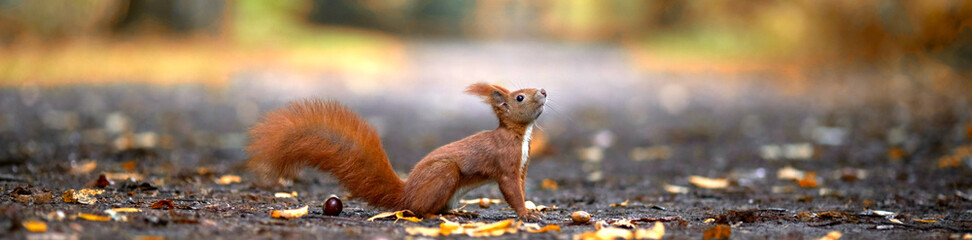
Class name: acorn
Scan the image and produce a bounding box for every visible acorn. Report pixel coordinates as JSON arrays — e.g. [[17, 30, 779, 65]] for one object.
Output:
[[571, 211, 591, 224], [323, 195, 343, 216], [478, 198, 491, 208]]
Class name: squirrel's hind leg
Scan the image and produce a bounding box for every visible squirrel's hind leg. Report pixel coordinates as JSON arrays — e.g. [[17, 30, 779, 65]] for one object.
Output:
[[401, 160, 461, 215]]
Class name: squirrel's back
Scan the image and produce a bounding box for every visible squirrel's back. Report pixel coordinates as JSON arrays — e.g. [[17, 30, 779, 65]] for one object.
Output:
[[246, 99, 404, 209]]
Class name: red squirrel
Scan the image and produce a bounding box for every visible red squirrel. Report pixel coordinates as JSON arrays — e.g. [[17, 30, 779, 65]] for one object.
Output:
[[246, 83, 547, 220]]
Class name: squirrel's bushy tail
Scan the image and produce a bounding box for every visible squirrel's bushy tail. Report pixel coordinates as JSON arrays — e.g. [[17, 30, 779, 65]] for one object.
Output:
[[246, 99, 404, 209]]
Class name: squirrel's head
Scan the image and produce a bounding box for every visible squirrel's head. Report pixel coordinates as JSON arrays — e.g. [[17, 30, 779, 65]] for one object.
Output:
[[465, 83, 546, 128]]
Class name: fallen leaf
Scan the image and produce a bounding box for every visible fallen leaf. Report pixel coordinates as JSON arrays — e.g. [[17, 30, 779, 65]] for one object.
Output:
[[395, 210, 423, 222], [593, 228, 634, 240], [815, 231, 842, 240], [611, 219, 636, 229], [523, 223, 561, 233], [367, 210, 421, 222], [405, 226, 441, 237], [270, 205, 308, 219], [62, 189, 104, 205], [634, 221, 664, 239], [109, 208, 142, 213], [703, 224, 731, 240], [91, 174, 112, 188], [23, 220, 47, 232], [274, 192, 296, 198], [78, 213, 111, 221], [122, 161, 136, 171], [217, 175, 241, 184], [777, 166, 805, 180], [541, 179, 559, 190], [150, 199, 175, 209], [440, 220, 461, 236], [69, 160, 97, 174], [62, 189, 76, 203], [663, 184, 689, 194], [611, 199, 630, 207], [889, 218, 903, 224], [798, 172, 819, 188], [913, 218, 938, 223], [689, 176, 729, 189], [104, 172, 143, 181]]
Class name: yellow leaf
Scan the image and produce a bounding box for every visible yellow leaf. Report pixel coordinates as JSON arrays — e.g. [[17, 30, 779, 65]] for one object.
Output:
[[634, 222, 664, 239], [23, 220, 47, 232], [471, 219, 515, 233], [405, 226, 440, 237], [595, 228, 634, 240], [109, 208, 142, 213], [395, 210, 423, 222], [440, 221, 461, 236], [611, 199, 630, 207], [814, 231, 842, 240], [367, 210, 420, 222], [218, 175, 241, 184], [541, 179, 559, 190], [366, 211, 398, 221], [688, 176, 729, 189], [913, 218, 938, 223], [270, 205, 308, 219], [78, 213, 111, 221], [525, 224, 561, 233]]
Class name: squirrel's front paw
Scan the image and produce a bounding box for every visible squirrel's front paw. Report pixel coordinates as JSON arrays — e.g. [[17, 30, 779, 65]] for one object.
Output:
[[518, 210, 544, 222]]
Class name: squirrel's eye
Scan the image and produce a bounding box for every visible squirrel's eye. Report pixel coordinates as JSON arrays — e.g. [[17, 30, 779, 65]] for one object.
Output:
[[516, 95, 524, 102]]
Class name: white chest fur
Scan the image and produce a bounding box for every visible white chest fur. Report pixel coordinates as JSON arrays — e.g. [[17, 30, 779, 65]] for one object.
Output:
[[521, 123, 533, 170]]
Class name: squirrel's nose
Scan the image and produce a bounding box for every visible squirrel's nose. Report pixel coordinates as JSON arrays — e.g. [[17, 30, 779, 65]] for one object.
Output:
[[539, 89, 546, 97]]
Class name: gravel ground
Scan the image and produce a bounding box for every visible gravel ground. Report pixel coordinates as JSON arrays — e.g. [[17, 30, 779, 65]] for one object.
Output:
[[1, 42, 970, 239]]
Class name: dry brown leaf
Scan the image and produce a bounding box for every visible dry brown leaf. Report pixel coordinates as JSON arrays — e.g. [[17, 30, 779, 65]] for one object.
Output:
[[541, 179, 559, 190], [798, 172, 819, 188], [63, 188, 104, 205], [663, 184, 689, 194], [69, 160, 97, 174], [62, 189, 75, 203], [151, 199, 175, 209], [611, 199, 630, 207], [122, 161, 136, 171], [270, 205, 308, 219], [78, 213, 111, 221], [703, 224, 731, 240], [23, 220, 47, 232], [689, 176, 729, 189], [814, 231, 842, 240], [634, 222, 665, 240], [217, 175, 241, 184]]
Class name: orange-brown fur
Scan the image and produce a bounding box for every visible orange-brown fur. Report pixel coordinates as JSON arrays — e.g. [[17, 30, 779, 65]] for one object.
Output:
[[246, 83, 546, 219]]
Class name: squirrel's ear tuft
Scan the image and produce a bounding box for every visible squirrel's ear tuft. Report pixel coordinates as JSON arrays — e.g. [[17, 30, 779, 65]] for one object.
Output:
[[465, 83, 510, 105]]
